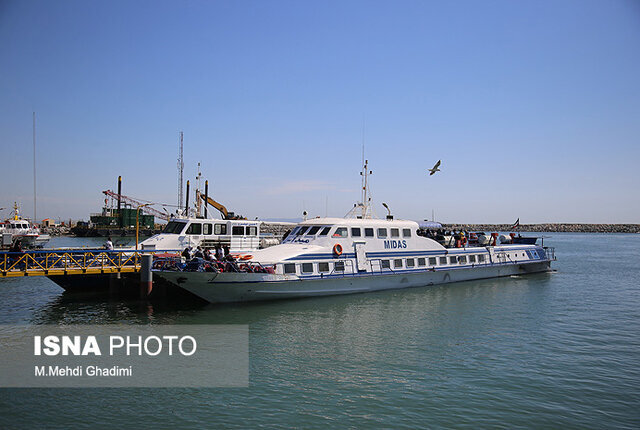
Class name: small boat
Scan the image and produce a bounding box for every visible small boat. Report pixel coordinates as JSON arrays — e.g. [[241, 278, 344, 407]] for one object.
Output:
[[1, 203, 50, 248], [155, 162, 555, 304]]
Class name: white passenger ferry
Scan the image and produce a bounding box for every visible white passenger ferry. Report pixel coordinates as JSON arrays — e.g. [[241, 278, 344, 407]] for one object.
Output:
[[155, 162, 555, 303]]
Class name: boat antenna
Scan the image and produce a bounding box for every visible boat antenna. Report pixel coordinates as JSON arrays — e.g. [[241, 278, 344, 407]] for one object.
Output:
[[33, 112, 37, 223], [177, 131, 184, 209], [345, 158, 377, 219]]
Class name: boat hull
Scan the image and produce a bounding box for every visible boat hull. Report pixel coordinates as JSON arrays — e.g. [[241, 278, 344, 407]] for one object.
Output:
[[155, 260, 552, 304]]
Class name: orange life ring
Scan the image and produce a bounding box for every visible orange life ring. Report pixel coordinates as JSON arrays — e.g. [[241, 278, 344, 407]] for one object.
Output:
[[333, 243, 343, 256], [240, 254, 253, 261]]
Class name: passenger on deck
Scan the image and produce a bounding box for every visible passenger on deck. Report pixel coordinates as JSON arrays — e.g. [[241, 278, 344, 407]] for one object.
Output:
[[194, 246, 204, 259], [215, 245, 224, 261], [104, 237, 114, 250], [181, 246, 192, 261], [10, 239, 22, 253]]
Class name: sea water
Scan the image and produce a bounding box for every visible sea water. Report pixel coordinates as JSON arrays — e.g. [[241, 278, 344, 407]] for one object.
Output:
[[0, 233, 638, 428]]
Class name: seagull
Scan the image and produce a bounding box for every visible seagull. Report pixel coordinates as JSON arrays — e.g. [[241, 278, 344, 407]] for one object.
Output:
[[428, 160, 441, 176]]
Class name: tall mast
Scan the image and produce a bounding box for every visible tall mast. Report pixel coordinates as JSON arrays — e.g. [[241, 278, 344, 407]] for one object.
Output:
[[177, 131, 184, 210], [33, 112, 36, 223], [195, 162, 202, 217]]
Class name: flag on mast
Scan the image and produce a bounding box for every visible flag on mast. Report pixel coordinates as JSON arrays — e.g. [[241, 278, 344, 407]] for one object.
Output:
[[511, 218, 520, 229]]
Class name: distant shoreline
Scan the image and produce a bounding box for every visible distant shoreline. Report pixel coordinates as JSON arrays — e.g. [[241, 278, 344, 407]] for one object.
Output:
[[441, 224, 640, 234]]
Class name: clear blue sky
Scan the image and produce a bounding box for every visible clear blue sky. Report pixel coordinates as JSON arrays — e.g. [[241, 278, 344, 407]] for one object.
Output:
[[1, 0, 639, 224]]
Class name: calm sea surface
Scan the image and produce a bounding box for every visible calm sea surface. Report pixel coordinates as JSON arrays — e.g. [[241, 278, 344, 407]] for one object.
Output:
[[0, 233, 638, 429]]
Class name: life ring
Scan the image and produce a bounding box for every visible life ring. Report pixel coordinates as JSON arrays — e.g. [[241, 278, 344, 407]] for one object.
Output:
[[333, 243, 343, 256], [240, 254, 253, 261]]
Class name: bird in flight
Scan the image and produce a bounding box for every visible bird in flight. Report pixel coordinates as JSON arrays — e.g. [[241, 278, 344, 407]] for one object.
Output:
[[428, 160, 441, 176]]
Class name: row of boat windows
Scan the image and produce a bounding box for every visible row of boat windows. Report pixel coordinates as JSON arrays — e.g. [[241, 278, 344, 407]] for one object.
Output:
[[290, 225, 413, 239], [163, 221, 258, 236], [282, 254, 488, 274], [6, 223, 31, 229]]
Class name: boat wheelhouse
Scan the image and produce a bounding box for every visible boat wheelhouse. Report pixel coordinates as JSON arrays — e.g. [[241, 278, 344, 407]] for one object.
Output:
[[140, 217, 261, 253]]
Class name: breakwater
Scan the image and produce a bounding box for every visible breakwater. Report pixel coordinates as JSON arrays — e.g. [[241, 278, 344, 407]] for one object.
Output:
[[442, 223, 640, 233]]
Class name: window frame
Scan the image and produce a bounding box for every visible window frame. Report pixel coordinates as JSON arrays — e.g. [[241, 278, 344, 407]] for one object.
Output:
[[333, 227, 348, 238], [186, 223, 202, 235]]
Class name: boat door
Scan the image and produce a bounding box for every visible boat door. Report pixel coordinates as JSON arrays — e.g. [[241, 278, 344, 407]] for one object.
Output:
[[354, 242, 367, 272]]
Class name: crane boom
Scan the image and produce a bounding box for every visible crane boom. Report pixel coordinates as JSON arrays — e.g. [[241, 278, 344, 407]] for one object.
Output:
[[197, 192, 245, 220], [103, 190, 170, 221]]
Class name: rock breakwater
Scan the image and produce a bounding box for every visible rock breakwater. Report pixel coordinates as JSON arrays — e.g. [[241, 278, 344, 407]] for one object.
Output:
[[441, 224, 640, 233]]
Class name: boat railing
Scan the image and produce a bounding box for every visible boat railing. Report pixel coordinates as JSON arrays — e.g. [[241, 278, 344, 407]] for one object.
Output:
[[543, 247, 556, 261], [329, 259, 357, 277]]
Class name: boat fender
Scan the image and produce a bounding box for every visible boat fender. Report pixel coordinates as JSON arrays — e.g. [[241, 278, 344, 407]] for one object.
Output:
[[333, 243, 343, 256]]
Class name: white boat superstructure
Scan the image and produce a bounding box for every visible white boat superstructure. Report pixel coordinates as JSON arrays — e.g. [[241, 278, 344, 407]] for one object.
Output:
[[155, 161, 554, 303], [139, 216, 263, 253]]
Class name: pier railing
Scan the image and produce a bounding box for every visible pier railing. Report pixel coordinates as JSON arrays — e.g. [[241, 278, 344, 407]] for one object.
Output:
[[0, 249, 177, 278]]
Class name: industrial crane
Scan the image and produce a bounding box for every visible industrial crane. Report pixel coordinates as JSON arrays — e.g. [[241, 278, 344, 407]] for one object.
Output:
[[102, 190, 171, 221], [197, 191, 245, 220]]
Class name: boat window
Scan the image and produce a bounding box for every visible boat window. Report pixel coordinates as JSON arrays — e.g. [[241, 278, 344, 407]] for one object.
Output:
[[351, 227, 361, 237], [429, 257, 437, 266], [449, 256, 457, 264], [381, 260, 390, 269], [377, 228, 387, 238], [333, 227, 348, 238], [478, 255, 486, 263], [335, 261, 345, 272], [214, 223, 227, 235], [364, 228, 374, 237], [290, 226, 301, 236], [302, 263, 314, 273], [319, 227, 331, 236], [418, 258, 426, 267], [297, 226, 310, 236], [203, 224, 212, 235], [186, 223, 202, 235], [439, 257, 447, 265], [232, 226, 245, 236], [307, 226, 321, 235], [469, 255, 476, 263], [162, 221, 187, 234], [403, 229, 411, 238], [394, 259, 403, 268], [459, 256, 467, 264], [284, 263, 296, 274], [406, 258, 415, 268], [319, 262, 330, 273], [391, 228, 400, 238], [247, 226, 257, 236]]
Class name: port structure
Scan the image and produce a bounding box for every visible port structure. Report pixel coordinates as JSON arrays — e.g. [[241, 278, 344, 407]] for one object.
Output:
[[0, 249, 170, 278]]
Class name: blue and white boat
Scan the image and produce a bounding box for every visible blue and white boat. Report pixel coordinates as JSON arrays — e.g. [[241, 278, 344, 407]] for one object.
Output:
[[155, 162, 555, 303]]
